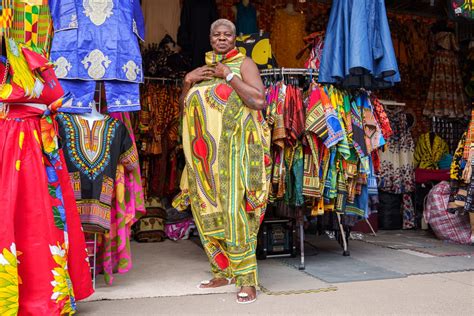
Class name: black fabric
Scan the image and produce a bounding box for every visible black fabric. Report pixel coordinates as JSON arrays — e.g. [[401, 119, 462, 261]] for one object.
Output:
[[177, 0, 219, 69], [377, 192, 403, 230]]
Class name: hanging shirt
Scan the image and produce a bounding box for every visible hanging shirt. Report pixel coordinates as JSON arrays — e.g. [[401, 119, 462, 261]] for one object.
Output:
[[57, 113, 139, 232], [49, 0, 145, 113]]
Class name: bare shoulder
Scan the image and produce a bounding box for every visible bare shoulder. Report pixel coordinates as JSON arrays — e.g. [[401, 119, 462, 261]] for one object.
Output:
[[240, 57, 262, 85]]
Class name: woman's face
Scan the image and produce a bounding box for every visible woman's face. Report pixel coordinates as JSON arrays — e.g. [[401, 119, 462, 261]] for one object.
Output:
[[210, 25, 236, 54]]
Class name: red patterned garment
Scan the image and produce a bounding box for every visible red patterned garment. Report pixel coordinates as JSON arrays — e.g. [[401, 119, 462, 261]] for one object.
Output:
[[0, 105, 93, 315]]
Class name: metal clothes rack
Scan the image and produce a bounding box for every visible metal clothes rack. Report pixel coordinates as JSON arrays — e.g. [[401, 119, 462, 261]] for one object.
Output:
[[260, 68, 354, 270], [144, 76, 182, 85]]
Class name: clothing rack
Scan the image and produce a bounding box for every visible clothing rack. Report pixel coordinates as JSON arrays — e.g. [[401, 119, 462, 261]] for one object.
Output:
[[260, 69, 355, 270], [144, 76, 183, 85], [260, 68, 319, 78]]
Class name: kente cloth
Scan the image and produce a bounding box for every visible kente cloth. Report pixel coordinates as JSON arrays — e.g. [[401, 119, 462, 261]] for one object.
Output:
[[9, 2, 53, 53], [57, 113, 139, 232], [94, 112, 145, 285], [172, 49, 271, 287], [423, 32, 468, 119], [270, 9, 306, 68], [0, 105, 93, 316], [49, 0, 145, 113], [378, 109, 415, 194], [318, 0, 400, 89], [413, 132, 449, 170]]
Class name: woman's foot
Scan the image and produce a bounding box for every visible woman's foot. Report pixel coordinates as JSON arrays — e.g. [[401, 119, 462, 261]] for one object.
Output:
[[236, 286, 257, 304], [199, 277, 235, 289]]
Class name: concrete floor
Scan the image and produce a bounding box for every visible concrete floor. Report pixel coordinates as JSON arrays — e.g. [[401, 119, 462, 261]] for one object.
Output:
[[78, 271, 474, 315], [77, 231, 474, 315]]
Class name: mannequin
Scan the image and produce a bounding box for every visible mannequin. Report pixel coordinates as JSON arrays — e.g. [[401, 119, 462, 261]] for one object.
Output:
[[80, 100, 105, 129], [232, 0, 259, 35]]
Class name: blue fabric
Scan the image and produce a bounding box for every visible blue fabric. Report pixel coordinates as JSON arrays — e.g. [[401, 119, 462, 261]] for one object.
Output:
[[49, 0, 144, 113], [236, 1, 258, 35], [318, 0, 400, 89], [58, 80, 140, 113]]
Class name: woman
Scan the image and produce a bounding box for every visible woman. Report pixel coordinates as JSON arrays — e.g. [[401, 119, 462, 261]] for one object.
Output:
[[173, 19, 270, 304]]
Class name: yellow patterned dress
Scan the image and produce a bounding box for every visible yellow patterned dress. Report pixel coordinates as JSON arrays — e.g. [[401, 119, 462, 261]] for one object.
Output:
[[173, 49, 271, 287]]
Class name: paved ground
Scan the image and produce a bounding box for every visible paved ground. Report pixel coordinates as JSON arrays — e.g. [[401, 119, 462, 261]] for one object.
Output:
[[77, 231, 474, 315], [78, 271, 474, 315]]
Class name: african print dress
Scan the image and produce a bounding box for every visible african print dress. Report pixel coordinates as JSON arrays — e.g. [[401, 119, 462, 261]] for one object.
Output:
[[173, 49, 271, 287], [57, 114, 139, 233], [0, 106, 94, 315]]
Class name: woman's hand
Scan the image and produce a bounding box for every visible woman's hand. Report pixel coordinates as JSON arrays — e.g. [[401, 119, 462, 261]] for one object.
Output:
[[213, 62, 232, 79], [184, 66, 215, 84]]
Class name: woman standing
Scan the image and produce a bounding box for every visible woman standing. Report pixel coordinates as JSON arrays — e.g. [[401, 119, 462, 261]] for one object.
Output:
[[173, 19, 270, 304]]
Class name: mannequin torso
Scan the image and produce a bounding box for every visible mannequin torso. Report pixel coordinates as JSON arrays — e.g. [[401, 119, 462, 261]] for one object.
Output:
[[80, 101, 105, 129]]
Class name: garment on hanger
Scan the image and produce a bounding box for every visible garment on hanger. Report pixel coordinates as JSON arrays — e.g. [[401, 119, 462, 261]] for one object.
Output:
[[49, 0, 145, 113], [318, 0, 400, 89], [235, 0, 258, 35], [88, 112, 146, 285], [57, 113, 139, 232], [270, 8, 306, 68], [142, 0, 181, 43], [414, 132, 449, 170], [177, 0, 219, 68], [423, 31, 469, 119]]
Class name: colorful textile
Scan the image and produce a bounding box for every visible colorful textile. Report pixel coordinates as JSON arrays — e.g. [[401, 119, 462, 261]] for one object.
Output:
[[318, 0, 400, 88], [378, 109, 415, 194], [49, 0, 145, 113], [414, 132, 449, 170], [0, 105, 93, 316], [423, 32, 468, 118], [93, 112, 145, 285], [57, 113, 139, 232], [236, 32, 277, 69], [173, 50, 270, 287]]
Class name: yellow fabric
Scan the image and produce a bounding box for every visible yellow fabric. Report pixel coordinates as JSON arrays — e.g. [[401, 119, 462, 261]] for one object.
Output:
[[173, 50, 270, 286], [414, 132, 449, 170]]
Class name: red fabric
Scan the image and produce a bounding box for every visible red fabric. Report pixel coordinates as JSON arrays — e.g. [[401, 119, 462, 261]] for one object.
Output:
[[415, 168, 450, 183], [424, 181, 471, 244], [214, 252, 229, 270], [0, 106, 93, 315]]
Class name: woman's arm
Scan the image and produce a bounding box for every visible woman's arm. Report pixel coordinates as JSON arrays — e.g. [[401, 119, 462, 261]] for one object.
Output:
[[214, 58, 266, 110], [179, 66, 215, 112]]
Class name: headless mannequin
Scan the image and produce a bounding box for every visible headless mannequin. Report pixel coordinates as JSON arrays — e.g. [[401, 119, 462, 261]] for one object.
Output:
[[80, 101, 104, 129]]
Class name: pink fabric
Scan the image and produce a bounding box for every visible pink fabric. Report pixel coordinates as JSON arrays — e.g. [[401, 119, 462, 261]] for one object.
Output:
[[93, 112, 146, 284], [424, 181, 471, 244], [165, 219, 194, 241]]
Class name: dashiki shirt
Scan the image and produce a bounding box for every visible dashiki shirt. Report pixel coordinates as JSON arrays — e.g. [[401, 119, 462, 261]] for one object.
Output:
[[49, 0, 145, 113], [57, 113, 139, 232], [173, 49, 271, 287]]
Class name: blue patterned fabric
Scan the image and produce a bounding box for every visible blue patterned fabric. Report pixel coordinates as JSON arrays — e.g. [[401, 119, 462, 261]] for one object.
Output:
[[49, 0, 144, 113], [318, 0, 400, 89]]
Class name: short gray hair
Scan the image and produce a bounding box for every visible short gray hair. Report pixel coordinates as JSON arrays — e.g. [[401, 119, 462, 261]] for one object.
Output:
[[210, 19, 236, 36]]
